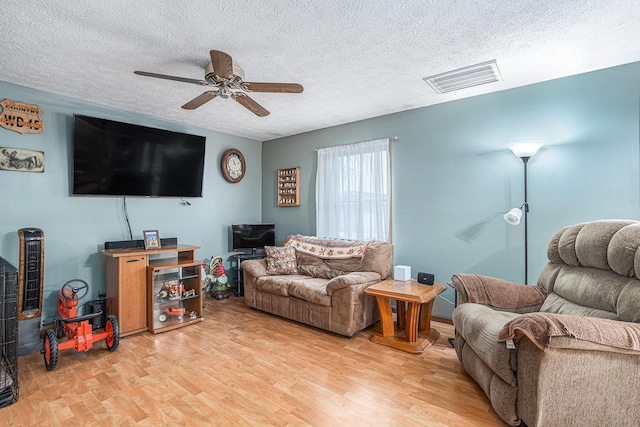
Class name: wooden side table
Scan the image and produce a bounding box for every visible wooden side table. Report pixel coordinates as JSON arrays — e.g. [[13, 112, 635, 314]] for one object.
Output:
[[365, 279, 446, 353]]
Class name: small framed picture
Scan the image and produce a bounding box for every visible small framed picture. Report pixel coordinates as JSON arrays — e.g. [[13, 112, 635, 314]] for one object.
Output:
[[143, 230, 161, 249]]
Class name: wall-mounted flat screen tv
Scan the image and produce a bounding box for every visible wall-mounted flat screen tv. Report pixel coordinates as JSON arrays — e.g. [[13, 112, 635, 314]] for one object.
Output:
[[232, 223, 276, 253], [72, 114, 206, 197]]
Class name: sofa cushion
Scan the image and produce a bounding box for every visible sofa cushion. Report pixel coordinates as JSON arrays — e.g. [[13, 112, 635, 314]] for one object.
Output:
[[294, 240, 393, 279], [607, 222, 640, 277], [255, 274, 308, 296], [453, 303, 521, 386], [265, 246, 298, 275], [539, 266, 632, 319], [288, 278, 332, 307], [575, 220, 637, 270], [540, 293, 619, 319]]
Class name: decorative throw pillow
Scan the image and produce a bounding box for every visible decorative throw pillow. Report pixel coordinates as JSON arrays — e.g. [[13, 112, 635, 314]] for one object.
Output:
[[265, 246, 298, 275]]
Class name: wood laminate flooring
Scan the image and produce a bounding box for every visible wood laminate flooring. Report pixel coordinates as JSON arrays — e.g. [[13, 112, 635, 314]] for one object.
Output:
[[2, 295, 507, 426]]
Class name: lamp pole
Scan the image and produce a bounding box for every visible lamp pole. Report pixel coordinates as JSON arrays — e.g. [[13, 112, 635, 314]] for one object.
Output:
[[521, 156, 530, 285], [506, 140, 543, 286]]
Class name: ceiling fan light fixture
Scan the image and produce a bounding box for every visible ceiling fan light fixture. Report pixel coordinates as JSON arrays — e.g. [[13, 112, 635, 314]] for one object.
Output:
[[423, 60, 502, 94]]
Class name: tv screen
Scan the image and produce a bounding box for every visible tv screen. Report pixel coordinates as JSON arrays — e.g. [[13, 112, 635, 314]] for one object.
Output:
[[73, 114, 206, 197], [232, 224, 276, 252]]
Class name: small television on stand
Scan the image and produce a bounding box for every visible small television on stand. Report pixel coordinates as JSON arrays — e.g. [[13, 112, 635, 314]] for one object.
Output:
[[231, 224, 276, 256]]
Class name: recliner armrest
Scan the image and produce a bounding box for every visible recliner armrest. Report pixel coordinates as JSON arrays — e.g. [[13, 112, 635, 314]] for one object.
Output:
[[498, 312, 640, 352], [547, 336, 640, 355], [450, 273, 546, 312]]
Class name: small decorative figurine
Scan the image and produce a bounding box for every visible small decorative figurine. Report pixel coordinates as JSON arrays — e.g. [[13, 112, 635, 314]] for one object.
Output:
[[158, 307, 185, 322], [157, 281, 184, 302], [204, 256, 230, 300]]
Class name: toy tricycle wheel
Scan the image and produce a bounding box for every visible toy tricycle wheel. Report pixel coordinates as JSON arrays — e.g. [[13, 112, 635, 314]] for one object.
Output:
[[158, 313, 168, 322], [104, 315, 120, 352], [43, 329, 59, 371]]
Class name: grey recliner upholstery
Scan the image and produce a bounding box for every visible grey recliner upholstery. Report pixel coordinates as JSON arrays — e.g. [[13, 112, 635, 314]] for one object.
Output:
[[450, 220, 640, 427]]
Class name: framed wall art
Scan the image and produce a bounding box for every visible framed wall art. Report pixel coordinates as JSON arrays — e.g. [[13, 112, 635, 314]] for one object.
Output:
[[0, 147, 44, 173]]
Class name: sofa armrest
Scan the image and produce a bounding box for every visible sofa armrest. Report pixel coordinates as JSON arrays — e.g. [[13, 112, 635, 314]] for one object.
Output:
[[326, 272, 381, 295], [240, 259, 268, 278], [450, 273, 546, 312], [498, 312, 640, 352]]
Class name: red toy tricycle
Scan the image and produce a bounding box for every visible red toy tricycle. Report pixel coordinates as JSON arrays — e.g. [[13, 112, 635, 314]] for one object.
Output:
[[41, 279, 120, 371]]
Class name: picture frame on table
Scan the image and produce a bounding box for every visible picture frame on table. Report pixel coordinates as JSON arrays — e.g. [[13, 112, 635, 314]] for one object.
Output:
[[143, 230, 161, 249]]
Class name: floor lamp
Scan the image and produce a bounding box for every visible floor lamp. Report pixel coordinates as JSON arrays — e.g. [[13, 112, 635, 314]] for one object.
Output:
[[504, 141, 544, 285]]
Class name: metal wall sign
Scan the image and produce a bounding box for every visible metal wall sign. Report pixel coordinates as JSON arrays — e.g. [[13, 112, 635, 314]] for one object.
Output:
[[0, 99, 44, 134], [0, 148, 44, 172]]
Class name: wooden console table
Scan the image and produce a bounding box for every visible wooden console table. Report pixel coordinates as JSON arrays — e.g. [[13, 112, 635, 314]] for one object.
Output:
[[365, 279, 446, 353], [101, 244, 201, 337]]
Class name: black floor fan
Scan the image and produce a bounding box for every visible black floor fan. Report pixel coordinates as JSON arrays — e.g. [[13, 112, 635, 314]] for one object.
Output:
[[17, 228, 44, 356]]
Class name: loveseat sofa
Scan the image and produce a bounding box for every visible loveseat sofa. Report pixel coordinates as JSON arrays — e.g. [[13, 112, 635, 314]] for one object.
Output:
[[241, 235, 393, 337], [451, 220, 640, 427]]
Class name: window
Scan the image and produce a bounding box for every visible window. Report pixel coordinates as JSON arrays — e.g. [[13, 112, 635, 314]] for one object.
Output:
[[316, 138, 391, 241]]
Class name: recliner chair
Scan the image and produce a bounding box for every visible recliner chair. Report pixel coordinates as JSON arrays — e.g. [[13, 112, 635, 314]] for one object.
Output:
[[450, 220, 640, 426]]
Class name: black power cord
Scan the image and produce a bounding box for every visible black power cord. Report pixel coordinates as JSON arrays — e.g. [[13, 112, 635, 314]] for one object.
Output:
[[123, 197, 133, 240]]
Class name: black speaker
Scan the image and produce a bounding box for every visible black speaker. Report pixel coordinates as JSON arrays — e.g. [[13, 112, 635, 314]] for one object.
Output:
[[104, 239, 143, 250], [105, 237, 178, 250], [161, 237, 178, 247], [417, 272, 434, 285]]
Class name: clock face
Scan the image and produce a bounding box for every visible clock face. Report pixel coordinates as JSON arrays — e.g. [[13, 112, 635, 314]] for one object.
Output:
[[221, 149, 245, 183], [227, 154, 243, 178]]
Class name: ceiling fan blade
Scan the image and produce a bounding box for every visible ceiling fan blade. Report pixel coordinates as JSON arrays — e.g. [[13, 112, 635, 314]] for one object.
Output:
[[243, 82, 304, 93], [134, 71, 207, 86], [181, 91, 218, 110], [210, 50, 234, 80], [234, 94, 270, 117]]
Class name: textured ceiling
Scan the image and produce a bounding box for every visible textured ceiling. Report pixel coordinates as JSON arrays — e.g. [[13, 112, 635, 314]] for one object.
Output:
[[1, 1, 639, 141]]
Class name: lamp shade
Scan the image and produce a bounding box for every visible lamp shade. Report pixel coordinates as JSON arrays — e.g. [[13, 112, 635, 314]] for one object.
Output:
[[506, 141, 544, 158], [504, 208, 523, 225]]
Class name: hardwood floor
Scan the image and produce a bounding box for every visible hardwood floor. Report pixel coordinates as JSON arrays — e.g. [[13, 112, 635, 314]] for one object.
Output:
[[2, 295, 507, 426]]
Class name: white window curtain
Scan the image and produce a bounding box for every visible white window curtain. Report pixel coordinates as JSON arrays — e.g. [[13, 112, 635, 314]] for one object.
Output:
[[316, 138, 391, 241]]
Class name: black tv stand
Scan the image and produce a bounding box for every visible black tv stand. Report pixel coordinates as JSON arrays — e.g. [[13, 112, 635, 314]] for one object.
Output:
[[231, 253, 265, 296]]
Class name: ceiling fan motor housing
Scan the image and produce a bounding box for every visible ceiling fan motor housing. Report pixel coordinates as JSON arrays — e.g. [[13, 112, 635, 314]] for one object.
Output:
[[205, 62, 245, 84]]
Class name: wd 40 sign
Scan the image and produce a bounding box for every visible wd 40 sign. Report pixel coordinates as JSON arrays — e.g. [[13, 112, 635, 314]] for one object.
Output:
[[0, 99, 44, 134]]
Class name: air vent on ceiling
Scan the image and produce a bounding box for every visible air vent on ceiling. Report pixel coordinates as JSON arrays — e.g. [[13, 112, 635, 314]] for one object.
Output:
[[423, 60, 502, 94]]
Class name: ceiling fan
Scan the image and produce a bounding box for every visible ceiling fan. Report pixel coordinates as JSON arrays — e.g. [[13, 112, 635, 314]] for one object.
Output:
[[134, 50, 303, 117]]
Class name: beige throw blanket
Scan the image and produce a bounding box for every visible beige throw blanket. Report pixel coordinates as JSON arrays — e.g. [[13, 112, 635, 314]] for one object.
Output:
[[498, 312, 640, 351], [452, 273, 547, 309], [284, 235, 370, 259]]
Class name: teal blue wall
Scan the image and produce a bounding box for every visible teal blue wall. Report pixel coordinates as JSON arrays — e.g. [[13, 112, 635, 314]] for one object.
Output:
[[0, 81, 262, 322], [262, 62, 640, 318]]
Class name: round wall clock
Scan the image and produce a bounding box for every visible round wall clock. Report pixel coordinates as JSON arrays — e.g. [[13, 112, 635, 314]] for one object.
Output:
[[221, 148, 246, 183]]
